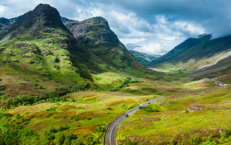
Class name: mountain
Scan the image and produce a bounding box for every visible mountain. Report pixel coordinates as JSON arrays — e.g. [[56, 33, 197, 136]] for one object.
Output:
[[140, 52, 161, 61], [125, 43, 141, 50], [0, 4, 104, 89], [0, 17, 18, 40], [63, 16, 156, 76], [128, 50, 152, 65], [148, 34, 231, 70]]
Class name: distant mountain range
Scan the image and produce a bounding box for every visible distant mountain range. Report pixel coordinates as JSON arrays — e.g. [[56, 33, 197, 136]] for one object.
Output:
[[128, 50, 161, 65], [148, 34, 231, 70]]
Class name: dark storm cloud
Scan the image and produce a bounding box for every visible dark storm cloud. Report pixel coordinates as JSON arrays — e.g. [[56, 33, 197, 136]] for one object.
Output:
[[0, 0, 230, 54]]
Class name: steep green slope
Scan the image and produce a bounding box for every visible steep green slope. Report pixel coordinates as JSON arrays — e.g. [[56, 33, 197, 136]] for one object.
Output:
[[0, 4, 104, 89], [128, 50, 152, 65], [148, 34, 231, 70], [63, 17, 161, 78]]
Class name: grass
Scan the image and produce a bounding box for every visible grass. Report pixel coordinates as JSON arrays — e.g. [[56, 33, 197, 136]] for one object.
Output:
[[0, 91, 158, 144], [117, 80, 231, 145]]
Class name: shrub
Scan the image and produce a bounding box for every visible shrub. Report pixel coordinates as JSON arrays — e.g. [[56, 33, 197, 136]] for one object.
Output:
[[0, 78, 2, 81], [87, 117, 92, 120], [15, 113, 21, 120], [31, 83, 38, 89], [0, 91, 3, 95], [186, 107, 189, 113], [71, 87, 76, 93], [57, 125, 70, 132], [55, 132, 77, 145], [84, 135, 95, 145], [0, 85, 5, 91], [144, 105, 160, 113], [58, 87, 67, 91], [97, 125, 105, 132], [191, 135, 201, 145], [49, 128, 57, 133], [46, 106, 57, 111], [70, 98, 75, 102], [225, 129, 231, 137], [0, 112, 12, 119], [38, 85, 43, 89]]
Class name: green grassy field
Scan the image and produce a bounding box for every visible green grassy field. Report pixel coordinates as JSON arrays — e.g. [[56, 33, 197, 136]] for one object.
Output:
[[117, 80, 231, 145], [0, 90, 159, 144]]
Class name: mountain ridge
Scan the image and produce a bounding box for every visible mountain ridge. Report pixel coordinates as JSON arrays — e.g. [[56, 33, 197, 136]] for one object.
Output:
[[148, 34, 231, 70]]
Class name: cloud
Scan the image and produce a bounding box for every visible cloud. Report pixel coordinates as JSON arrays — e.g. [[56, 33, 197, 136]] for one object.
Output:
[[0, 0, 231, 54]]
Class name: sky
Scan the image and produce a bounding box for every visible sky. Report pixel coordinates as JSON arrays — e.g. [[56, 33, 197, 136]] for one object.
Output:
[[1, 0, 231, 55]]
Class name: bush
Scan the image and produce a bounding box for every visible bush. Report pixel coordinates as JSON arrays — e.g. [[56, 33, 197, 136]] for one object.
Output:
[[97, 125, 105, 132], [58, 87, 67, 91], [15, 113, 21, 120], [0, 112, 12, 119], [46, 106, 57, 111], [87, 117, 92, 120], [49, 128, 57, 133], [0, 78, 2, 81], [186, 107, 189, 113], [57, 125, 70, 132], [144, 105, 160, 113], [84, 135, 95, 145], [55, 132, 77, 145], [113, 77, 132, 91], [0, 85, 5, 91], [70, 98, 75, 102], [0, 91, 3, 95], [191, 135, 201, 145], [38, 85, 43, 89], [225, 129, 231, 137], [31, 83, 38, 89]]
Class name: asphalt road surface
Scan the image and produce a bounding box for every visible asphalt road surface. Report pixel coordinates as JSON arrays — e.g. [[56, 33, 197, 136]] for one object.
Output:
[[104, 97, 161, 145]]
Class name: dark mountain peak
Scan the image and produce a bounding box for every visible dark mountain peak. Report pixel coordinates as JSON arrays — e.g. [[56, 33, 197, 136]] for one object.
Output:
[[198, 33, 212, 39], [9, 3, 70, 39], [24, 3, 64, 29], [64, 16, 119, 45], [83, 16, 109, 28], [0, 17, 10, 25]]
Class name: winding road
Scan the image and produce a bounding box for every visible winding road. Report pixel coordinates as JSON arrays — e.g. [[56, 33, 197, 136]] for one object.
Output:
[[104, 97, 161, 145]]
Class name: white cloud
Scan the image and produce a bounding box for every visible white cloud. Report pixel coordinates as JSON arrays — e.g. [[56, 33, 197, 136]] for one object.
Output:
[[0, 1, 209, 55], [119, 38, 146, 44]]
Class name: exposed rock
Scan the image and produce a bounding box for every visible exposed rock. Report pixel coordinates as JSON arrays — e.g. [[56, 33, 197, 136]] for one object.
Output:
[[128, 136, 139, 143], [64, 16, 119, 45], [15, 43, 28, 48], [187, 104, 205, 112], [9, 4, 70, 39]]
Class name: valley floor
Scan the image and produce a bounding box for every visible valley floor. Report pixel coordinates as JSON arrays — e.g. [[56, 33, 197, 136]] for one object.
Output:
[[1, 65, 231, 145]]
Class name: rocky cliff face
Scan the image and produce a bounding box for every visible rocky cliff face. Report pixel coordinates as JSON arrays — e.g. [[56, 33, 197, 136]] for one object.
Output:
[[63, 16, 151, 74], [0, 17, 17, 40], [64, 17, 119, 45], [10, 4, 71, 38]]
